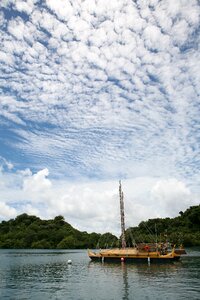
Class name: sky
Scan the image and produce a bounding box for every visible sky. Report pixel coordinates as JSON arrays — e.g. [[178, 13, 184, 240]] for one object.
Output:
[[0, 0, 200, 236]]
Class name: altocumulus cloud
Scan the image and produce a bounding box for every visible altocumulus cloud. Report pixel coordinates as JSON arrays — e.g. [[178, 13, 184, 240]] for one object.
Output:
[[0, 0, 199, 233]]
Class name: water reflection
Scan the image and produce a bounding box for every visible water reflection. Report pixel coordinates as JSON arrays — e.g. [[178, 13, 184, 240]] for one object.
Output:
[[121, 262, 129, 300], [88, 260, 184, 300]]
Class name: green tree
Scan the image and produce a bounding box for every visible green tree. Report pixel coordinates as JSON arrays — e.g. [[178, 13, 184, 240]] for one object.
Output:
[[57, 236, 77, 249], [31, 240, 52, 249]]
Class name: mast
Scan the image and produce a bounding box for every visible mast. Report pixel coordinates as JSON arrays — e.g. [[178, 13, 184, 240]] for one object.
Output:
[[119, 180, 126, 249]]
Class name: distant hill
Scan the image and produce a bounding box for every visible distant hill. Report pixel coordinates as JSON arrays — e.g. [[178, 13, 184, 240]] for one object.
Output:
[[0, 205, 199, 249], [0, 214, 118, 249]]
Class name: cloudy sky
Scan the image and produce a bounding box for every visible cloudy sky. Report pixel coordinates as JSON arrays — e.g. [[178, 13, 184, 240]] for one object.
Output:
[[0, 0, 199, 235]]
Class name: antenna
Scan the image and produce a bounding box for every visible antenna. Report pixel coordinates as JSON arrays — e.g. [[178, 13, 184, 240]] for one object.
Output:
[[119, 180, 126, 249]]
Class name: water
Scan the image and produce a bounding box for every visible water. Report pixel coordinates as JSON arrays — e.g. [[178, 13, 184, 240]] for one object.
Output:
[[0, 248, 199, 300]]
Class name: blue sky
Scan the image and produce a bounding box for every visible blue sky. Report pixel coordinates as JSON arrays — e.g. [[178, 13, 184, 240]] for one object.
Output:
[[0, 0, 199, 235]]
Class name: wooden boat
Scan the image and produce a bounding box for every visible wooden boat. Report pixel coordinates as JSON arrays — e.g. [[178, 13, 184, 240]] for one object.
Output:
[[88, 182, 186, 263], [88, 245, 186, 263]]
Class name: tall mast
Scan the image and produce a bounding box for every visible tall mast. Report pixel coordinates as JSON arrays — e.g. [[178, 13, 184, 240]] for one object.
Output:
[[119, 180, 126, 249]]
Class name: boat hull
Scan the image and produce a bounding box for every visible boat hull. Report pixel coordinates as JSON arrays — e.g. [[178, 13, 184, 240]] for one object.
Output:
[[88, 248, 181, 263], [89, 255, 180, 263]]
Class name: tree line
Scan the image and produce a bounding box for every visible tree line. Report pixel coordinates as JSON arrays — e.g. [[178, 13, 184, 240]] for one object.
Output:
[[125, 205, 200, 247], [0, 205, 199, 249], [0, 214, 117, 249]]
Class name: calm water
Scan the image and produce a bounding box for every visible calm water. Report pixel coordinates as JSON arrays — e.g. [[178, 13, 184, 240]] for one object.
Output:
[[0, 248, 199, 300]]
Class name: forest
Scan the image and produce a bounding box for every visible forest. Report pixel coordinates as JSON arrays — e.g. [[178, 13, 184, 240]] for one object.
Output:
[[0, 205, 199, 249], [125, 205, 200, 247]]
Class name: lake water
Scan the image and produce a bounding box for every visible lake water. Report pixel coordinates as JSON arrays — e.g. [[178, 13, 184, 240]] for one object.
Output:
[[0, 248, 199, 300]]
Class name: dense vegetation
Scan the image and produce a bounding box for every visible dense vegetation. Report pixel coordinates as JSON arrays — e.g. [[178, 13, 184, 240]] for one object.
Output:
[[0, 215, 118, 249], [125, 205, 200, 247], [0, 205, 199, 249]]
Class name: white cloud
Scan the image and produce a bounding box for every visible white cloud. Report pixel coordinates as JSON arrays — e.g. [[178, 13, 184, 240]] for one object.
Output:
[[0, 202, 16, 218], [0, 167, 199, 235], [23, 168, 52, 198], [150, 178, 192, 217], [0, 51, 14, 65], [0, 156, 13, 171], [8, 17, 26, 40], [15, 0, 34, 14], [46, 0, 73, 21], [171, 19, 191, 46]]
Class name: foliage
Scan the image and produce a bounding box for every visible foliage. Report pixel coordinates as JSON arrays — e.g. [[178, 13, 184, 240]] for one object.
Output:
[[0, 205, 199, 249], [0, 213, 117, 249], [125, 205, 200, 246], [98, 232, 118, 248]]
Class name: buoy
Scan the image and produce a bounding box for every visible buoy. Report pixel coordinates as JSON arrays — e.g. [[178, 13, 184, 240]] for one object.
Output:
[[121, 257, 125, 262], [67, 259, 72, 264]]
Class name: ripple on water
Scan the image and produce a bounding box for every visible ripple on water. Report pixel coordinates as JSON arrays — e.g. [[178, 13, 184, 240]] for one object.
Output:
[[0, 249, 199, 300]]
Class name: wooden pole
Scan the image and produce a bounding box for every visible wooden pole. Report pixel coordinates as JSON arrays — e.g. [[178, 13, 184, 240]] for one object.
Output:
[[119, 181, 126, 249]]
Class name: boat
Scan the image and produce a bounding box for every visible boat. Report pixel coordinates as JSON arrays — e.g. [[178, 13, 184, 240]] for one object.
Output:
[[88, 244, 186, 263], [88, 181, 186, 263]]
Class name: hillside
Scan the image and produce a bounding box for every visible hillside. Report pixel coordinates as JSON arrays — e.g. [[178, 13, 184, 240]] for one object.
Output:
[[0, 205, 199, 249], [125, 205, 200, 246], [0, 214, 117, 249]]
